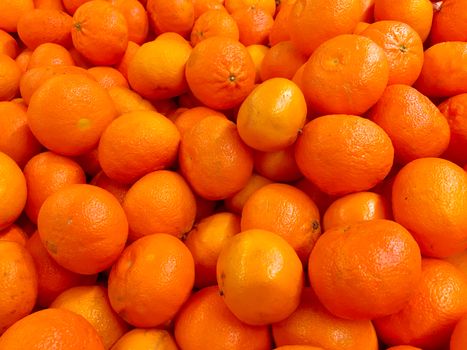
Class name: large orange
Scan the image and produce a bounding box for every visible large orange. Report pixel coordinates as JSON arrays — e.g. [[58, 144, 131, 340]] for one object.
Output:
[[217, 229, 304, 325], [108, 233, 195, 327], [24, 151, 86, 223], [0, 152, 27, 230], [0, 0, 34, 33], [241, 183, 320, 264], [0, 101, 41, 168], [309, 219, 421, 320], [26, 231, 96, 308], [289, 0, 362, 56], [147, 0, 194, 37], [190, 9, 239, 47], [27, 73, 117, 156], [295, 115, 394, 196], [272, 288, 379, 350], [110, 0, 148, 45], [368, 84, 450, 164], [38, 184, 128, 274], [185, 36, 256, 110], [0, 241, 37, 334], [414, 42, 467, 97], [231, 7, 274, 46], [301, 34, 389, 115], [374, 259, 467, 350], [179, 115, 254, 200], [0, 308, 105, 350], [237, 78, 307, 152], [431, 0, 467, 44], [392, 157, 467, 258], [174, 286, 272, 350], [128, 33, 192, 100], [51, 285, 129, 349], [98, 110, 180, 184], [123, 170, 196, 241]]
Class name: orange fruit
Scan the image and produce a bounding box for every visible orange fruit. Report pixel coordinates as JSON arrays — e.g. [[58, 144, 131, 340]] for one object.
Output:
[[269, 1, 295, 46], [172, 106, 226, 136], [90, 171, 130, 205], [0, 241, 37, 334], [323, 191, 391, 231], [431, 0, 467, 44], [174, 286, 272, 350], [224, 0, 276, 16], [0, 152, 27, 230], [128, 33, 192, 100], [185, 36, 256, 110], [374, 0, 433, 42], [0, 0, 34, 33], [295, 115, 394, 196], [241, 183, 321, 263], [259, 41, 308, 81], [26, 231, 97, 308], [445, 249, 467, 279], [107, 86, 155, 115], [254, 145, 303, 182], [272, 288, 378, 350], [0, 54, 21, 101], [309, 219, 422, 320], [34, 0, 65, 10], [73, 147, 101, 176], [374, 259, 467, 350], [27, 73, 117, 156], [237, 78, 306, 152], [26, 42, 75, 70], [217, 229, 304, 325], [184, 212, 241, 288], [193, 0, 225, 18], [0, 29, 18, 58], [179, 115, 254, 200], [231, 7, 274, 46], [51, 285, 129, 349], [37, 184, 128, 274], [301, 34, 389, 115], [385, 347, 422, 350], [146, 0, 195, 37], [415, 42, 467, 98], [110, 0, 148, 45], [440, 93, 467, 166], [0, 225, 28, 246], [451, 315, 467, 350], [353, 21, 370, 34], [110, 328, 179, 350], [368, 84, 450, 164], [289, 0, 362, 56], [115, 40, 139, 80], [275, 347, 325, 350], [24, 151, 86, 223], [360, 20, 424, 86], [63, 0, 91, 14], [17, 8, 73, 50], [87, 66, 129, 89], [0, 101, 42, 167], [246, 44, 269, 83], [71, 0, 129, 65], [190, 9, 239, 47], [392, 157, 467, 258], [0, 308, 105, 350], [108, 233, 195, 327], [19, 64, 90, 104], [294, 178, 337, 215], [123, 170, 196, 241], [98, 110, 180, 184], [224, 173, 273, 214]]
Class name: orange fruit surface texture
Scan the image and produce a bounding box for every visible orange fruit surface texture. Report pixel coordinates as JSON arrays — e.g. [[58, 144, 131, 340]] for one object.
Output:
[[1, 0, 467, 349]]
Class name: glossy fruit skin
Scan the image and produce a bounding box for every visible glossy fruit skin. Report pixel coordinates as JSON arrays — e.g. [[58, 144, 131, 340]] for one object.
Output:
[[430, 0, 467, 44], [392, 157, 467, 258], [309, 219, 422, 320], [295, 115, 394, 196], [414, 42, 467, 98], [110, 328, 179, 350], [273, 288, 379, 350], [440, 93, 467, 165], [374, 259, 467, 350], [217, 229, 304, 326]]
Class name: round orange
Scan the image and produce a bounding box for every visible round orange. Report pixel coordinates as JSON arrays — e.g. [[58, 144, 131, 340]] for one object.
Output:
[[87, 66, 129, 89], [0, 54, 21, 101], [27, 42, 75, 69], [0, 225, 28, 246], [110, 329, 179, 350], [259, 41, 308, 81], [146, 0, 194, 37], [190, 9, 239, 47], [254, 145, 303, 183]]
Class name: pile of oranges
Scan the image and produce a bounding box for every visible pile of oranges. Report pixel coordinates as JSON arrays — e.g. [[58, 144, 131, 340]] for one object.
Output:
[[0, 0, 467, 349]]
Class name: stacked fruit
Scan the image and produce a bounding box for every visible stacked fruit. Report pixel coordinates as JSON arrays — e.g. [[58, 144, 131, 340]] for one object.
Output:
[[0, 0, 466, 349]]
